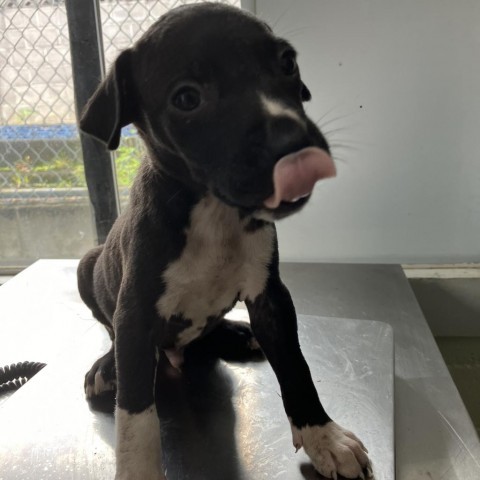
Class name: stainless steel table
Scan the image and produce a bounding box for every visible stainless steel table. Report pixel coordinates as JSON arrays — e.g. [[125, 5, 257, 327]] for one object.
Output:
[[0, 260, 479, 479]]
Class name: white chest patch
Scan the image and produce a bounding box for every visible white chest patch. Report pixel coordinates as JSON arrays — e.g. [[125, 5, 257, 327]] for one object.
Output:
[[156, 195, 274, 347]]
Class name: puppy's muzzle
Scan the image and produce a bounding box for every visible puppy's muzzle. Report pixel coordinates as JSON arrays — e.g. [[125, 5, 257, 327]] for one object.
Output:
[[264, 147, 335, 209], [261, 113, 334, 209]]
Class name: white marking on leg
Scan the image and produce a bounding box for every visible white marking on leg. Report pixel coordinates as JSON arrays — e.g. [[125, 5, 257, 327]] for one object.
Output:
[[260, 93, 303, 122], [289, 420, 371, 479], [289, 417, 303, 452], [85, 384, 94, 398], [115, 405, 166, 480], [94, 371, 116, 396]]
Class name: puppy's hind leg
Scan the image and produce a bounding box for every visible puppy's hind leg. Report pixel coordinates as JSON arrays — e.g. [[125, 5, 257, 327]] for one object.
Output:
[[79, 246, 116, 411], [185, 318, 264, 363], [84, 346, 116, 411], [77, 245, 115, 339]]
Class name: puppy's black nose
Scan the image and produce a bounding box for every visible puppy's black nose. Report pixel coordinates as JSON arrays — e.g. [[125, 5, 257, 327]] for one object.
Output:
[[268, 116, 308, 159]]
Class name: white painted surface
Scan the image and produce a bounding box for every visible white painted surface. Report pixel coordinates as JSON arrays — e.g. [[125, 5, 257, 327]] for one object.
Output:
[[257, 0, 480, 263]]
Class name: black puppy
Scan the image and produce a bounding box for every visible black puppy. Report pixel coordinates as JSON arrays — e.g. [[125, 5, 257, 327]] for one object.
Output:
[[78, 4, 371, 479]]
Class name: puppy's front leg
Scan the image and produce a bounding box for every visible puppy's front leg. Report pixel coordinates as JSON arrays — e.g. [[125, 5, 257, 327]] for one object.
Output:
[[247, 275, 371, 480], [114, 297, 165, 480]]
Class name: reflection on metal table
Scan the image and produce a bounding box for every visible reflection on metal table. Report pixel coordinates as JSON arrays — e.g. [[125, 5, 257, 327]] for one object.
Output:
[[0, 311, 393, 480]]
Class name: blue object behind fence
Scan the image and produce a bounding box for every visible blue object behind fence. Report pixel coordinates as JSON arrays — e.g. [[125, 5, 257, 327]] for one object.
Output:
[[0, 124, 137, 141]]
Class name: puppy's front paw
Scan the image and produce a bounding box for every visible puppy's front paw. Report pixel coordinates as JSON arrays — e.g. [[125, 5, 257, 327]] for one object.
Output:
[[291, 420, 372, 479]]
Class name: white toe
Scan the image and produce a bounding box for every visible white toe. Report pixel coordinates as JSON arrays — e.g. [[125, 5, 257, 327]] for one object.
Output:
[[291, 421, 371, 479]]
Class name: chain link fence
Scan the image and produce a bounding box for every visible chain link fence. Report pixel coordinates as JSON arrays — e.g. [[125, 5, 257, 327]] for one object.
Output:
[[0, 0, 240, 268]]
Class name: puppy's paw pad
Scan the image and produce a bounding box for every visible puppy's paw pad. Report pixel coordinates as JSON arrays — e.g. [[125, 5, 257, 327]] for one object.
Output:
[[85, 369, 116, 398], [84, 352, 116, 399], [93, 370, 116, 396], [293, 421, 371, 479]]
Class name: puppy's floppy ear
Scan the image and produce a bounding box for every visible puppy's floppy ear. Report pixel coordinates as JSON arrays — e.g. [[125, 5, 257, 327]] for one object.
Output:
[[79, 49, 137, 150], [301, 82, 312, 102]]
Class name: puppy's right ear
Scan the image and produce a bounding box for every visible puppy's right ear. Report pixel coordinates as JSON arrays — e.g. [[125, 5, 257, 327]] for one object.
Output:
[[79, 50, 137, 150]]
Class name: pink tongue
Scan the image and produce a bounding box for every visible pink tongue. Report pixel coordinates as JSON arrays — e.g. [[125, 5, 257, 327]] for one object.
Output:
[[264, 147, 336, 209]]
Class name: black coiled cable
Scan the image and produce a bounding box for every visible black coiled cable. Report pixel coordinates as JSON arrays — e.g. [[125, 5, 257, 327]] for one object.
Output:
[[0, 361, 46, 395]]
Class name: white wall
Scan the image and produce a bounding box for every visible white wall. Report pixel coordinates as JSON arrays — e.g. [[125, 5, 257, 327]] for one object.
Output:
[[256, 0, 480, 263]]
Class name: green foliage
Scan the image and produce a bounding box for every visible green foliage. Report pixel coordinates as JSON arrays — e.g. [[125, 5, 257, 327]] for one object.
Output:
[[1, 143, 142, 190], [114, 143, 142, 187], [0, 150, 85, 189], [10, 107, 36, 124]]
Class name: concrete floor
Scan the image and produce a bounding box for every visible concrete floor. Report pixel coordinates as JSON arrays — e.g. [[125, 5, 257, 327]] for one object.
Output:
[[436, 337, 480, 437], [407, 272, 480, 438]]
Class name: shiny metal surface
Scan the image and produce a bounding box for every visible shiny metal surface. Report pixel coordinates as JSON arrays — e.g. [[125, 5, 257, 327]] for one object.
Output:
[[0, 313, 393, 480], [0, 261, 394, 480], [160, 314, 393, 480], [1, 260, 479, 480]]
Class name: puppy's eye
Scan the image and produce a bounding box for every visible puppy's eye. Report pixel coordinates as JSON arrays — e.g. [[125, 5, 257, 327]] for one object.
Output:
[[280, 51, 298, 76], [172, 87, 201, 111]]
